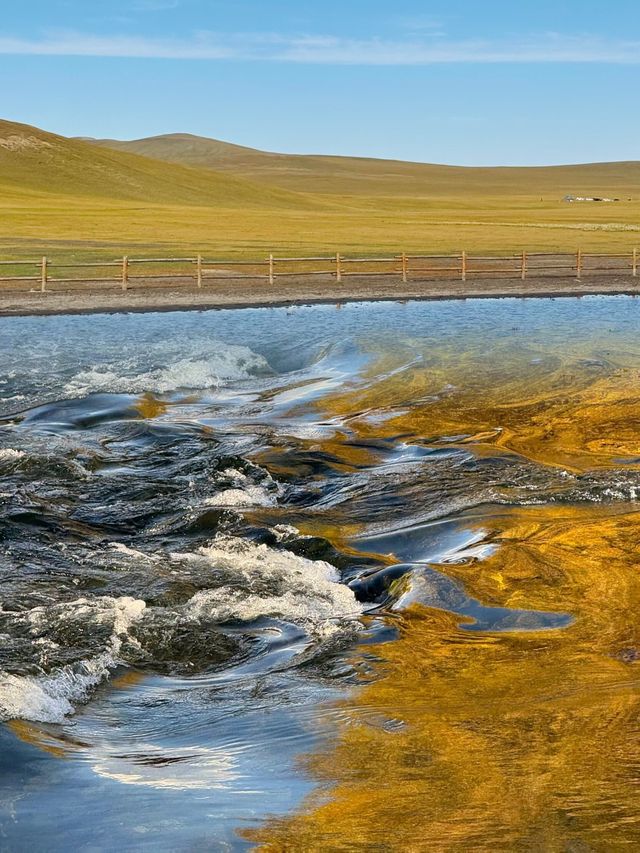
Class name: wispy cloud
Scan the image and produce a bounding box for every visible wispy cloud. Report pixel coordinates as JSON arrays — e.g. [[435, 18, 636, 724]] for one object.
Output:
[[1, 29, 639, 64], [0, 31, 234, 60], [130, 0, 182, 11], [394, 15, 447, 35]]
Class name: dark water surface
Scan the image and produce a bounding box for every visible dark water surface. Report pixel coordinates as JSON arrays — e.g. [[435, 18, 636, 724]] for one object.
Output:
[[3, 297, 640, 850]]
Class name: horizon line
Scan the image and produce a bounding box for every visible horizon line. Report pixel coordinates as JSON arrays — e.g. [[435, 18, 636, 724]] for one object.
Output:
[[4, 116, 639, 170]]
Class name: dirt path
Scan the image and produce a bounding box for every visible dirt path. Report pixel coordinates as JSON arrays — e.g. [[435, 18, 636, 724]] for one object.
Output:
[[1, 275, 639, 317]]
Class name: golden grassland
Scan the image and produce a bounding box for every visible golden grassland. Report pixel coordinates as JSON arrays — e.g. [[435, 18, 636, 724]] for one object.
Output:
[[2, 190, 639, 265], [1, 119, 639, 264], [89, 131, 640, 200]]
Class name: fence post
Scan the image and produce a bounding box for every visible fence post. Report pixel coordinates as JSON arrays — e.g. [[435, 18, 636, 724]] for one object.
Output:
[[633, 248, 638, 278], [336, 252, 342, 283], [122, 256, 129, 291], [196, 254, 203, 288], [521, 250, 527, 281], [401, 252, 408, 283], [41, 256, 47, 293], [269, 253, 274, 286], [576, 249, 582, 280], [461, 251, 467, 282]]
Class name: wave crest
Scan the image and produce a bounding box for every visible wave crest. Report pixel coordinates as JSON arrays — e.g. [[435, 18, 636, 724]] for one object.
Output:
[[63, 343, 272, 397]]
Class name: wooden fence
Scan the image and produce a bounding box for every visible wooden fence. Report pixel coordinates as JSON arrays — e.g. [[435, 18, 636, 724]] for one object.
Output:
[[0, 250, 638, 293]]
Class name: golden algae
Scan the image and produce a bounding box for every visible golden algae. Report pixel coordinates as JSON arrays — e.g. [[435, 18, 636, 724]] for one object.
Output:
[[8, 721, 74, 759], [248, 504, 640, 851], [134, 393, 169, 419], [310, 337, 640, 472], [243, 332, 640, 849]]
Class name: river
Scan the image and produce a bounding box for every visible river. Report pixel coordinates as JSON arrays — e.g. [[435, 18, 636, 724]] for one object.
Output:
[[2, 297, 640, 850]]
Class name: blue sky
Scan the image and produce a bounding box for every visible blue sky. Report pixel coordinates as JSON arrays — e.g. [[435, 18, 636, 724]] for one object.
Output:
[[2, 0, 639, 165]]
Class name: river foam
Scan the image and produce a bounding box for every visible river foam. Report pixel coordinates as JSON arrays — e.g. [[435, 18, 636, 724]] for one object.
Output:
[[0, 597, 146, 723], [0, 448, 25, 462], [174, 536, 362, 638], [0, 536, 361, 723], [205, 468, 282, 508], [63, 344, 272, 397]]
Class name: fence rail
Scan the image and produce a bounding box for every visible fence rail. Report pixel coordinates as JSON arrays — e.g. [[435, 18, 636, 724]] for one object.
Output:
[[0, 250, 637, 293]]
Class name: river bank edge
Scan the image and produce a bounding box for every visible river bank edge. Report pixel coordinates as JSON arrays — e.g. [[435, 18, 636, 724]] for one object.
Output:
[[0, 274, 638, 317]]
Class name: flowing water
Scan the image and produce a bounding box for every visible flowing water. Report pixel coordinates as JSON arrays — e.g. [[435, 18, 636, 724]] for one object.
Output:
[[3, 297, 640, 851]]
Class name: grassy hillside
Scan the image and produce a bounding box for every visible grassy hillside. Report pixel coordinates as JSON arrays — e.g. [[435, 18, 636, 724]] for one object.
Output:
[[1, 119, 639, 266], [87, 133, 269, 171], [88, 132, 640, 200], [0, 120, 315, 209]]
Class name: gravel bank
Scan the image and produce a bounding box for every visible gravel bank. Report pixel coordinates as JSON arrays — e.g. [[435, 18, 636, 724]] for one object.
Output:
[[1, 274, 639, 316]]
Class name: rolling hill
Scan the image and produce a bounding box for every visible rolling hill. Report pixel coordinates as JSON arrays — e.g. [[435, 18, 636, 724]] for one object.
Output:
[[0, 120, 316, 210], [87, 132, 640, 199], [1, 117, 639, 263]]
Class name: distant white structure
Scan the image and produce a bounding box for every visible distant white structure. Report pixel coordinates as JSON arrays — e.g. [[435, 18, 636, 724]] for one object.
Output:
[[563, 194, 619, 203]]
